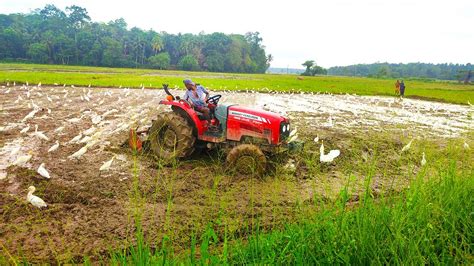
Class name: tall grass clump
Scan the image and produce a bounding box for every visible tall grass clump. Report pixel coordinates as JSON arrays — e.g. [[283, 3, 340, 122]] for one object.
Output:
[[228, 160, 473, 264]]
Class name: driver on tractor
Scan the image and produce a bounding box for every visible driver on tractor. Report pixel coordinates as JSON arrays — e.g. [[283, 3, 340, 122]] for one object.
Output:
[[183, 79, 218, 130]]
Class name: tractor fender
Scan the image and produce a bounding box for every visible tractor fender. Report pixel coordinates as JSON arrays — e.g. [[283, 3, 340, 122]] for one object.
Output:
[[160, 100, 204, 136]]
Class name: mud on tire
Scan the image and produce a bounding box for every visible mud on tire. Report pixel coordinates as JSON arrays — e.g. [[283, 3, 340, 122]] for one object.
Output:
[[148, 112, 195, 160], [226, 144, 267, 177]]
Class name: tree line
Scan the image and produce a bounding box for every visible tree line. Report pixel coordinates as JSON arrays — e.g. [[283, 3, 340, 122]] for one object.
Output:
[[0, 5, 271, 73], [327, 62, 472, 82]]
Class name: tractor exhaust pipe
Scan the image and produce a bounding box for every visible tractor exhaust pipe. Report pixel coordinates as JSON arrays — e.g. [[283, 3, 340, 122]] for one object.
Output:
[[163, 84, 180, 100]]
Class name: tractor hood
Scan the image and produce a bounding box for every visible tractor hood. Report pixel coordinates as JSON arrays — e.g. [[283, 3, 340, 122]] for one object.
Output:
[[227, 105, 289, 125]]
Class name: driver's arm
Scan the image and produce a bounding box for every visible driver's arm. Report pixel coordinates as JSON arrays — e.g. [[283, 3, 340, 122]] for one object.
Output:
[[184, 91, 194, 107], [201, 86, 209, 101]]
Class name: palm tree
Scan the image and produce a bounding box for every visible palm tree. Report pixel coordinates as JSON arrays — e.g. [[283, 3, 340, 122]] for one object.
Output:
[[151, 35, 163, 54]]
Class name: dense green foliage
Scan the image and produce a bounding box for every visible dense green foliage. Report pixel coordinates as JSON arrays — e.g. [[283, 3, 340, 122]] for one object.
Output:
[[0, 5, 271, 73], [328, 62, 473, 81], [1, 63, 472, 104], [301, 60, 327, 76]]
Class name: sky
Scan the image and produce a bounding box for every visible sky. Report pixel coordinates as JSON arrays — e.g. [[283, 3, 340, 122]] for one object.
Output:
[[1, 0, 473, 69]]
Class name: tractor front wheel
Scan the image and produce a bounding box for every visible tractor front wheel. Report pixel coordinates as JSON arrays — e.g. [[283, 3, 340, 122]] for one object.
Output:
[[148, 112, 195, 161], [226, 144, 267, 177]]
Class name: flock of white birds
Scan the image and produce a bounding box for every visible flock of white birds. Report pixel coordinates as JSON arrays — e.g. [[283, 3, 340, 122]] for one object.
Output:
[[1, 82, 164, 208], [0, 83, 472, 209]]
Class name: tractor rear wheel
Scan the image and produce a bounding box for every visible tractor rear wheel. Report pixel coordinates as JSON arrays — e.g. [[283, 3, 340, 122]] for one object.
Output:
[[226, 144, 267, 177], [148, 112, 195, 160]]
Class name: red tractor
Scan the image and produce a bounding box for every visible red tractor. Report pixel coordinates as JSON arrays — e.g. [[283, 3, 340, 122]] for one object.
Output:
[[131, 85, 294, 176]]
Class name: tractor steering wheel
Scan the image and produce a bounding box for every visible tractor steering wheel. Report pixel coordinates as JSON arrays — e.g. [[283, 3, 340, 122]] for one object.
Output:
[[207, 95, 222, 105]]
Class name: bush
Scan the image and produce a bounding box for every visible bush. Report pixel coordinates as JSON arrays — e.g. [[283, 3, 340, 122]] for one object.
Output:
[[177, 55, 200, 71], [148, 52, 170, 70]]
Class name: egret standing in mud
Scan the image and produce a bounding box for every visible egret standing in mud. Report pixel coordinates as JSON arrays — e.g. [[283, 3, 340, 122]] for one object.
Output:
[[99, 155, 115, 172], [67, 115, 83, 123], [69, 133, 83, 144], [22, 109, 38, 122], [37, 163, 51, 179], [68, 146, 88, 159], [48, 141, 59, 153], [32, 125, 49, 141], [27, 186, 47, 208]]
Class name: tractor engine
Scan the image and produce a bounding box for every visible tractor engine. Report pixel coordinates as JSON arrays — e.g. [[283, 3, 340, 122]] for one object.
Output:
[[220, 105, 290, 146]]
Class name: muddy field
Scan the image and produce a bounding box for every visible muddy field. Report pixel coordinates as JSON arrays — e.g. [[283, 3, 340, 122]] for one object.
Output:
[[0, 85, 472, 262]]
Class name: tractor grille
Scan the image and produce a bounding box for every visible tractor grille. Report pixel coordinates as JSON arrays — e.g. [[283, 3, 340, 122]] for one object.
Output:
[[280, 122, 290, 142]]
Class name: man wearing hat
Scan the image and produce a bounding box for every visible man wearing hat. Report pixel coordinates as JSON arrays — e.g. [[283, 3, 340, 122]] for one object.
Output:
[[183, 79, 216, 130]]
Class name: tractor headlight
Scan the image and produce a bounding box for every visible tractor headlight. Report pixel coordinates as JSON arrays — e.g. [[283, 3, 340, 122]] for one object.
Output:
[[280, 122, 290, 142]]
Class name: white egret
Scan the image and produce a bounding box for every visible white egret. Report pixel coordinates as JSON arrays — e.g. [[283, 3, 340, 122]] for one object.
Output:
[[91, 115, 102, 124], [99, 156, 115, 171], [79, 135, 92, 143], [48, 141, 59, 153], [69, 133, 83, 144], [320, 141, 340, 163], [67, 115, 83, 123], [327, 116, 334, 127], [32, 125, 49, 141], [287, 133, 298, 143], [68, 146, 88, 159], [20, 124, 30, 134], [83, 126, 96, 136], [22, 109, 38, 122], [11, 153, 32, 166], [313, 135, 319, 143], [401, 140, 413, 152], [54, 126, 65, 133], [284, 159, 296, 171], [27, 186, 47, 208], [289, 127, 297, 138], [421, 152, 427, 166], [37, 163, 50, 179]]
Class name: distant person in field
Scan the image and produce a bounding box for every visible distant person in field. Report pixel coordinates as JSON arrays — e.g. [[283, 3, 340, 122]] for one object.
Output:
[[395, 80, 400, 95], [399, 80, 406, 97]]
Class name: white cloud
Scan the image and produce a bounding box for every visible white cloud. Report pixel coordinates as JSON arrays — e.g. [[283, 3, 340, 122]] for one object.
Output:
[[1, 0, 473, 68]]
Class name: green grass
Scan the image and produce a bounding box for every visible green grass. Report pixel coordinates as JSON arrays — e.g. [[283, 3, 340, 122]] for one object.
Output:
[[98, 138, 473, 265], [1, 63, 473, 104]]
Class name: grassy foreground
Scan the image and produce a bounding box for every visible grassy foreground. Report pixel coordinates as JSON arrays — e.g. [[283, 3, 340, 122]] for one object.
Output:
[[102, 139, 473, 265], [1, 63, 473, 104]]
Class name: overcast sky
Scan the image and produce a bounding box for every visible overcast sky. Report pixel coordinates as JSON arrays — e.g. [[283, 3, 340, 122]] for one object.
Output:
[[1, 0, 473, 68]]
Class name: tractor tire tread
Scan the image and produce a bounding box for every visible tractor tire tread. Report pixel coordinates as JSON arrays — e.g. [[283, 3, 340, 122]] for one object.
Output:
[[149, 112, 195, 160]]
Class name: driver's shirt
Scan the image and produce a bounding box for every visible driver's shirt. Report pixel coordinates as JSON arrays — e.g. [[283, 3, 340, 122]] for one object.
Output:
[[184, 85, 208, 108]]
